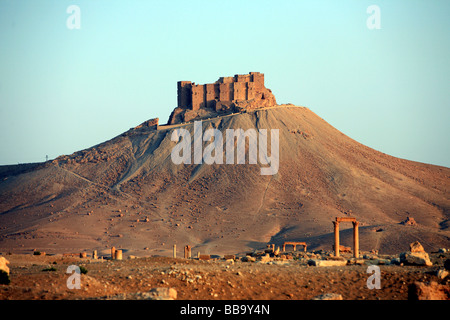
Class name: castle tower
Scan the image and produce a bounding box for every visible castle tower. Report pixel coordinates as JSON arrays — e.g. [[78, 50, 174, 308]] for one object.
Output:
[[177, 81, 192, 109]]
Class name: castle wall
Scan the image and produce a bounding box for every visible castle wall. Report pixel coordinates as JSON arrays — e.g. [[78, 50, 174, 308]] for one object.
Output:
[[191, 84, 205, 111], [233, 82, 247, 101], [247, 82, 256, 100], [250, 72, 264, 89], [205, 83, 217, 109], [219, 82, 233, 102], [235, 74, 251, 83], [218, 76, 234, 84]]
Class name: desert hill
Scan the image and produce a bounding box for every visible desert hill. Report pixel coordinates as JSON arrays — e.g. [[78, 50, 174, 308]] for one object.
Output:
[[0, 105, 449, 257]]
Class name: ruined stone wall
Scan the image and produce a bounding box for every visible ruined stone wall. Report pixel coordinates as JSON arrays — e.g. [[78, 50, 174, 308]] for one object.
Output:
[[219, 82, 233, 103]]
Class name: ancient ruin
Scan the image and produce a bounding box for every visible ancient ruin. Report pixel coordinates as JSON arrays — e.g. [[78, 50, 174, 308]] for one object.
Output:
[[168, 72, 277, 124], [333, 217, 360, 258], [184, 245, 191, 259], [282, 241, 307, 252]]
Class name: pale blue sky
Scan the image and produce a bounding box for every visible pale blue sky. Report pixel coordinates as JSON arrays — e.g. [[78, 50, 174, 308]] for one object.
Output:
[[0, 0, 449, 167]]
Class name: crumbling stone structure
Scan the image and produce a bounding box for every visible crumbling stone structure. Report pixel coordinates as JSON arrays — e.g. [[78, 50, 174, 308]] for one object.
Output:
[[168, 72, 277, 124], [134, 118, 159, 130]]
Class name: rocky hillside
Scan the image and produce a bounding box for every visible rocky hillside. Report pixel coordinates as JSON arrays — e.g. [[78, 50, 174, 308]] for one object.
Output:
[[0, 105, 449, 257]]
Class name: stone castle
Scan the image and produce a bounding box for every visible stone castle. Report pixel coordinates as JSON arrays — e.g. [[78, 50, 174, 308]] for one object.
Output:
[[168, 72, 277, 124]]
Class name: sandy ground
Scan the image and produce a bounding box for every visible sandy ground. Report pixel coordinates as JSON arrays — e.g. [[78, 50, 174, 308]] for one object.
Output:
[[1, 250, 449, 301]]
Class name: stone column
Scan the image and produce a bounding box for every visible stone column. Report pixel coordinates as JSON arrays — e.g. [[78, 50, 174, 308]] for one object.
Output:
[[93, 250, 98, 259], [282, 244, 286, 252], [173, 244, 176, 259], [184, 245, 191, 259], [333, 221, 340, 257], [353, 221, 359, 258], [111, 246, 116, 260], [115, 249, 123, 260]]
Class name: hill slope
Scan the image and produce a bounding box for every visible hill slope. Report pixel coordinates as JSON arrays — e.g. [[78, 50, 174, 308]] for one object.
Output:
[[0, 105, 449, 256]]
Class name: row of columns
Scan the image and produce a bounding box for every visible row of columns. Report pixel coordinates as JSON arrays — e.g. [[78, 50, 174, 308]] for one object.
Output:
[[173, 244, 192, 259]]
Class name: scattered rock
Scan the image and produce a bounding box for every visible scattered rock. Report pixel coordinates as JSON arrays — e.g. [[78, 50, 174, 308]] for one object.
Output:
[[410, 241, 425, 253], [445, 259, 450, 271], [0, 270, 11, 285], [408, 281, 450, 300], [307, 259, 347, 267], [401, 217, 417, 226], [365, 259, 391, 266], [399, 252, 432, 266], [436, 269, 449, 280], [241, 256, 256, 262], [312, 293, 343, 300], [0, 257, 10, 275], [332, 245, 352, 253], [399, 241, 432, 266], [144, 287, 177, 300], [0, 257, 10, 285], [260, 254, 272, 263], [347, 258, 365, 265]]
